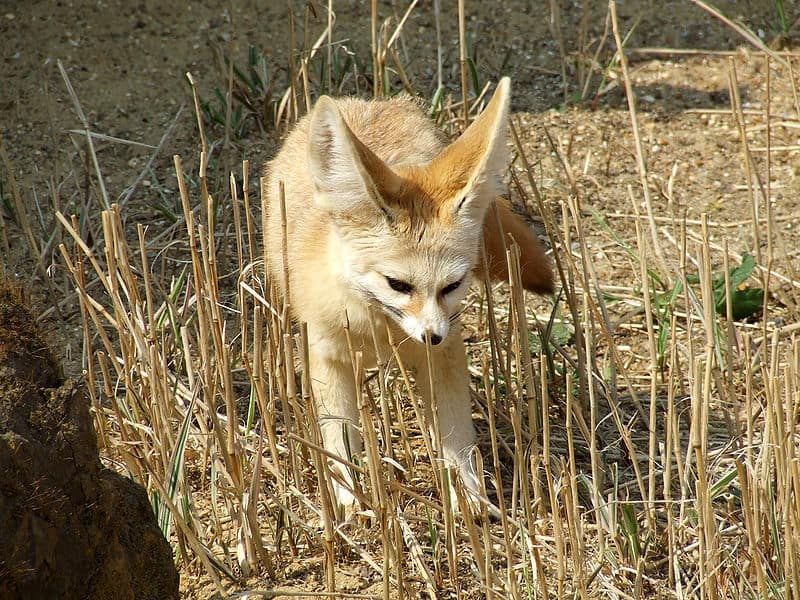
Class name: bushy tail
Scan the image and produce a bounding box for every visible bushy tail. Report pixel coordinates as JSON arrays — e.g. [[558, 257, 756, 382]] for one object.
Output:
[[481, 198, 554, 294]]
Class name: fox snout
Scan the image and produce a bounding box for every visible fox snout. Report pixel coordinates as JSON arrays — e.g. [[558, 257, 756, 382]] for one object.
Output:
[[426, 332, 443, 345], [400, 302, 451, 346], [419, 326, 446, 345], [414, 324, 448, 346]]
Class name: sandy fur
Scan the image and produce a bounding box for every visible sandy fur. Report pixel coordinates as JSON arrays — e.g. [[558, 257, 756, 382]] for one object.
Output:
[[263, 79, 552, 515]]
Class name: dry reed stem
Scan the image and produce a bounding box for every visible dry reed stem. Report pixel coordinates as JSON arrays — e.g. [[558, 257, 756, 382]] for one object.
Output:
[[57, 60, 111, 211], [0, 133, 42, 264], [727, 59, 765, 268], [609, 0, 669, 283], [119, 104, 184, 207], [457, 0, 468, 128], [688, 0, 789, 68], [632, 205, 659, 528], [548, 0, 568, 104]]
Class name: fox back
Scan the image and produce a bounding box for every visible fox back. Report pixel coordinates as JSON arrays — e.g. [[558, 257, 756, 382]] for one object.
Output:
[[263, 79, 552, 349]]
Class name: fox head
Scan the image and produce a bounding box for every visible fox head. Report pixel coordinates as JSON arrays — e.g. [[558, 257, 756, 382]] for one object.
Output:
[[307, 79, 514, 345]]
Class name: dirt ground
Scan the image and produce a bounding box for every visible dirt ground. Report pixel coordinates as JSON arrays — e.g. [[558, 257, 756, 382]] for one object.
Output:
[[2, 0, 799, 598]]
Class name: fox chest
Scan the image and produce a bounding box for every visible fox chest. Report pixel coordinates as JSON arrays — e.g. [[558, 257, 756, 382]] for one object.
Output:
[[306, 323, 395, 369]]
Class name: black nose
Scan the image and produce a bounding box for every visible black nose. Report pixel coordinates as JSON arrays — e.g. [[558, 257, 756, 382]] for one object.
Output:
[[425, 333, 442, 345]]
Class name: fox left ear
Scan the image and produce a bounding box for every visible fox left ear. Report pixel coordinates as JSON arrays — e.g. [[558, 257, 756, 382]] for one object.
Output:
[[429, 77, 511, 223], [307, 96, 401, 224]]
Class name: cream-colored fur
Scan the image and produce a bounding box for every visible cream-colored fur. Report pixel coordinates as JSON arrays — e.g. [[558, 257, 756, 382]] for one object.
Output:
[[263, 78, 552, 516]]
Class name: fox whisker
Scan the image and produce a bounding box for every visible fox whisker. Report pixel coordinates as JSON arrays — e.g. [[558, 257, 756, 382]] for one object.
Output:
[[381, 304, 404, 321], [449, 308, 465, 323], [356, 285, 406, 322]]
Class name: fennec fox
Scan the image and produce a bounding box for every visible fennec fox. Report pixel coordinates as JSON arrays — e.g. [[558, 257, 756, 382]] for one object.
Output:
[[264, 78, 553, 516]]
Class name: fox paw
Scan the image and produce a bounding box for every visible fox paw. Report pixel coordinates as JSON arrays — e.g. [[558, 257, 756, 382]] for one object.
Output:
[[450, 465, 501, 521], [331, 478, 360, 521]]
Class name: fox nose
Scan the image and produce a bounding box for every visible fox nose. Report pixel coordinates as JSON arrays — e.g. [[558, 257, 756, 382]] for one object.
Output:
[[423, 332, 443, 345]]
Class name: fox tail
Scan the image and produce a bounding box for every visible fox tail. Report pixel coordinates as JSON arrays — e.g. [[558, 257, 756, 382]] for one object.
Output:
[[481, 198, 554, 294]]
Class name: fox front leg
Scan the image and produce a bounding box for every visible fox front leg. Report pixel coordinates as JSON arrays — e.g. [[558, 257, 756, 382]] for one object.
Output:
[[407, 327, 483, 513], [307, 342, 362, 518]]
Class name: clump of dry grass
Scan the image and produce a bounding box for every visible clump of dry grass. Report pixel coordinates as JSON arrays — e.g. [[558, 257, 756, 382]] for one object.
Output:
[[46, 1, 800, 598]]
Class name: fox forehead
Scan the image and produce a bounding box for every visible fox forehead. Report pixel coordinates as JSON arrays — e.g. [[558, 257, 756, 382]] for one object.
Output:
[[344, 166, 479, 249], [385, 242, 473, 280], [348, 167, 483, 280], [342, 216, 475, 280], [380, 164, 474, 226]]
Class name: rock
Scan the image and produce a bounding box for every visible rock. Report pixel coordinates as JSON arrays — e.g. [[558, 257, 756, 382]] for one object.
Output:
[[0, 282, 179, 600]]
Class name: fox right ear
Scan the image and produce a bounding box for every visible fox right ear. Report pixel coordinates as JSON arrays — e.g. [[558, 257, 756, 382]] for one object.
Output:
[[307, 97, 399, 223], [427, 77, 511, 225]]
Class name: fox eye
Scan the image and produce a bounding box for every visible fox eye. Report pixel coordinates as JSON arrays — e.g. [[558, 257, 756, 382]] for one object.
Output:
[[441, 279, 463, 296], [386, 276, 414, 294]]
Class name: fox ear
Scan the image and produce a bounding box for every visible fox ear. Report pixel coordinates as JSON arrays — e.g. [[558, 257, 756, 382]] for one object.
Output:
[[430, 77, 511, 223], [307, 96, 399, 223]]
